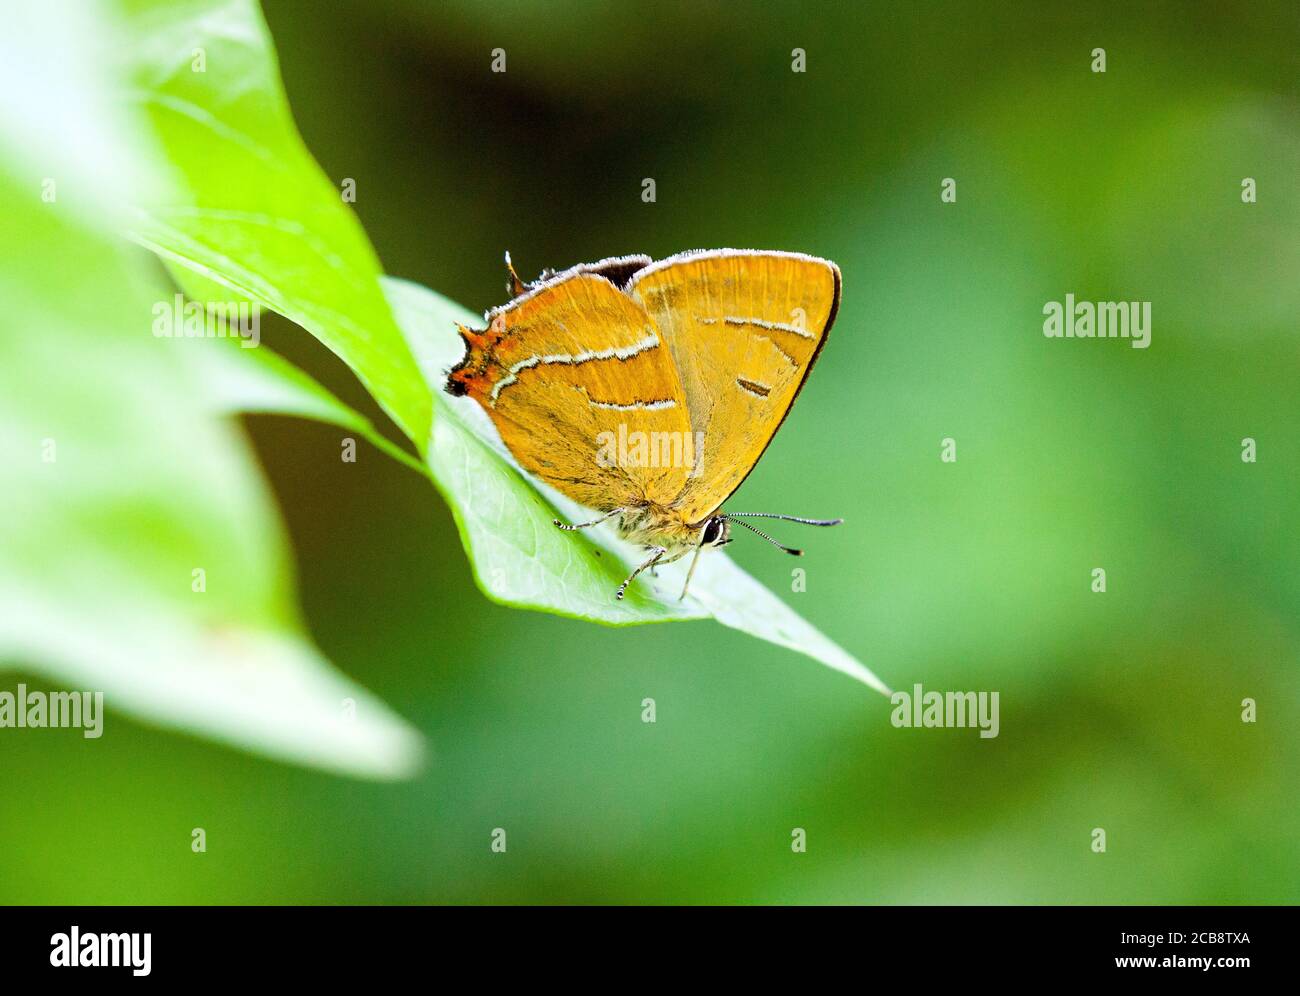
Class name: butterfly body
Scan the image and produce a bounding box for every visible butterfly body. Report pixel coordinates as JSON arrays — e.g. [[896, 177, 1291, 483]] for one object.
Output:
[[613, 501, 729, 554], [446, 249, 841, 599]]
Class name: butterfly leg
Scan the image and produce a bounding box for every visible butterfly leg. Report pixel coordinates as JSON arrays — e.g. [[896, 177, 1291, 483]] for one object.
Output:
[[553, 507, 623, 531], [650, 547, 691, 578], [616, 546, 667, 601]]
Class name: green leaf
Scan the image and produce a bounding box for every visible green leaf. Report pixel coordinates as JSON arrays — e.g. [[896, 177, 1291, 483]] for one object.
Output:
[[0, 187, 422, 779], [0, 2, 420, 780], [112, 0, 431, 447], [201, 338, 429, 479]]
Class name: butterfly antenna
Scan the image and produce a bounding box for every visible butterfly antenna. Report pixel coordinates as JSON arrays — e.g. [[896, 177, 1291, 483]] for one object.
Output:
[[724, 513, 843, 527], [726, 517, 805, 556]]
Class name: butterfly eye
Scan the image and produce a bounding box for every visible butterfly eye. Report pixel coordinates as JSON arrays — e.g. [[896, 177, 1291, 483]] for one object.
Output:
[[701, 517, 725, 545]]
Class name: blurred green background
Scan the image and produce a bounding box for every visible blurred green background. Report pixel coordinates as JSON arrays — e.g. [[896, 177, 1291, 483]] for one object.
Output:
[[3, 0, 1298, 903]]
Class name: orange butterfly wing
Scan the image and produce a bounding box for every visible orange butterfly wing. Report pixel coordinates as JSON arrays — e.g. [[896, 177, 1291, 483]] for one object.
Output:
[[448, 268, 693, 512], [628, 250, 840, 524]]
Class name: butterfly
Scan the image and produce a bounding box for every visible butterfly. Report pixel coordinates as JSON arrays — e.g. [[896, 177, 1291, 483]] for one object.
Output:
[[446, 249, 843, 601]]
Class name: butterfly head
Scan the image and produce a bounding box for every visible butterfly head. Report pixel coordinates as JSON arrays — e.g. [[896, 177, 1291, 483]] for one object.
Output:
[[674, 515, 731, 602], [700, 515, 732, 548]]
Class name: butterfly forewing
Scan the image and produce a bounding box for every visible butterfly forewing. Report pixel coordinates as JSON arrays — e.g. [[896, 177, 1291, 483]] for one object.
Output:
[[627, 251, 840, 523]]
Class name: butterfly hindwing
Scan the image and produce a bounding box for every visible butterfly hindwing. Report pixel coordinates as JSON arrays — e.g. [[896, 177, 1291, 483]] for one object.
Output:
[[448, 269, 693, 512], [627, 250, 840, 523]]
